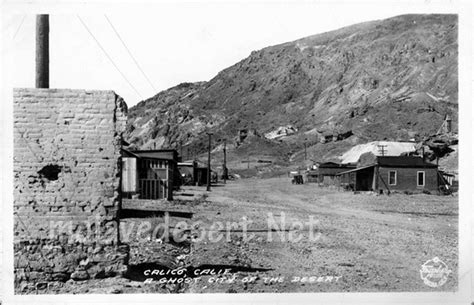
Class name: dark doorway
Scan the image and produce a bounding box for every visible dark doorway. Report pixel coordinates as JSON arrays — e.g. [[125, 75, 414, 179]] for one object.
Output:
[[355, 167, 375, 191]]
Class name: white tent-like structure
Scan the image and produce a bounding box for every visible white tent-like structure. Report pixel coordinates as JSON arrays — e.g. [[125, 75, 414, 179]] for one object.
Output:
[[339, 141, 417, 164]]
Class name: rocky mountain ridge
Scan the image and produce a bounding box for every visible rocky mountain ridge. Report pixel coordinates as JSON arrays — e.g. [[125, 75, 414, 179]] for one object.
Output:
[[125, 14, 458, 169]]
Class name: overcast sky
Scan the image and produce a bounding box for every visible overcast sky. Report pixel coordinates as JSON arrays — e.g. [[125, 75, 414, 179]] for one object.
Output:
[[1, 1, 459, 107]]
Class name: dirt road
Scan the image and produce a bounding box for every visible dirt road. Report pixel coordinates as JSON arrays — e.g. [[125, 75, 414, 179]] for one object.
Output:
[[181, 177, 458, 293], [46, 177, 457, 294]]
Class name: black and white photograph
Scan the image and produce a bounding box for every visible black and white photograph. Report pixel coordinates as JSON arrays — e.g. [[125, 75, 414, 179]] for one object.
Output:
[[0, 0, 472, 304]]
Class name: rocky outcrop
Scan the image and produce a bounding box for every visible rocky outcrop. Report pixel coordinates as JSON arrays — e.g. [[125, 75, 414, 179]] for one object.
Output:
[[126, 14, 457, 164]]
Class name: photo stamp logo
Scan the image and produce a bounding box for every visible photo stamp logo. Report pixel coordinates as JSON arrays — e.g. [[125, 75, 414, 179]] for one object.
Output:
[[419, 257, 451, 288]]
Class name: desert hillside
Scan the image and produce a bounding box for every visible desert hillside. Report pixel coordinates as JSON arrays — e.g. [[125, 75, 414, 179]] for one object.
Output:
[[125, 14, 457, 170]]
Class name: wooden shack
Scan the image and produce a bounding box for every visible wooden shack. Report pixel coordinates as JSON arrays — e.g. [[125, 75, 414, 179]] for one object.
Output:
[[195, 166, 210, 185], [177, 160, 214, 186], [336, 153, 442, 193], [306, 162, 356, 185], [178, 161, 197, 186], [121, 149, 179, 200]]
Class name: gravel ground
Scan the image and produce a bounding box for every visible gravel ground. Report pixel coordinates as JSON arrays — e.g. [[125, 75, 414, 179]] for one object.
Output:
[[40, 177, 458, 294]]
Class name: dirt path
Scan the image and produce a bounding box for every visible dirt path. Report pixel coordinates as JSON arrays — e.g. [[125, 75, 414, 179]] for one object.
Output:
[[44, 177, 457, 294], [184, 177, 458, 292]]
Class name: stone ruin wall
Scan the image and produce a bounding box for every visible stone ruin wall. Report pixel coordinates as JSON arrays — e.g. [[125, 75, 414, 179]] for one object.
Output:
[[13, 88, 128, 291]]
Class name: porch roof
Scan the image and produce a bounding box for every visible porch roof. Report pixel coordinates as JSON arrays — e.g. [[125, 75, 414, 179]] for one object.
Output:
[[335, 164, 375, 176]]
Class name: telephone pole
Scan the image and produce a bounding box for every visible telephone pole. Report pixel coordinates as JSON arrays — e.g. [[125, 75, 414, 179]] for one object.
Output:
[[377, 144, 387, 156], [206, 133, 213, 191], [36, 14, 49, 88], [223, 139, 227, 184], [304, 141, 307, 161]]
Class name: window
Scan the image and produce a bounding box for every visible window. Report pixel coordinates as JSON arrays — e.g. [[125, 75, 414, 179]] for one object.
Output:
[[417, 171, 425, 186], [388, 170, 397, 185]]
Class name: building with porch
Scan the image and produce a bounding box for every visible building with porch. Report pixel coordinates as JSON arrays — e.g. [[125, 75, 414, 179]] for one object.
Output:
[[336, 153, 442, 193], [121, 149, 180, 200]]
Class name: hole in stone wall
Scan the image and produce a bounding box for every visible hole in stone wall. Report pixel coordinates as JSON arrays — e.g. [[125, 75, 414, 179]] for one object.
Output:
[[38, 164, 62, 181]]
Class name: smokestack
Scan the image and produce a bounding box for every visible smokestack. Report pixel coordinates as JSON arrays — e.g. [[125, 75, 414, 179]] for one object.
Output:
[[36, 15, 49, 88]]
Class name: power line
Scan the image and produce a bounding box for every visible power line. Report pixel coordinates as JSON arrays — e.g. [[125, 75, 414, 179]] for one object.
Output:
[[13, 15, 26, 39], [76, 15, 143, 99], [104, 14, 157, 92]]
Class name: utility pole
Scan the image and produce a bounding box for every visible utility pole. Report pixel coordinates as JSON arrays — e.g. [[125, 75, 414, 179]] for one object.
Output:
[[377, 144, 387, 156], [223, 139, 227, 184], [206, 133, 213, 191], [36, 14, 49, 88], [445, 114, 452, 133], [304, 141, 307, 161]]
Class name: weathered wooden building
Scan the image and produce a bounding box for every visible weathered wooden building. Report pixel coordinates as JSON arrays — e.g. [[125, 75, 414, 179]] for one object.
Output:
[[196, 165, 212, 185], [178, 161, 197, 186], [336, 153, 442, 193], [177, 161, 212, 186], [306, 162, 355, 185], [121, 149, 179, 200]]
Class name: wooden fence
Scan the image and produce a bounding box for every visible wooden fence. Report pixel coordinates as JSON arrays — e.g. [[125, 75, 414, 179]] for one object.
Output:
[[138, 179, 167, 200]]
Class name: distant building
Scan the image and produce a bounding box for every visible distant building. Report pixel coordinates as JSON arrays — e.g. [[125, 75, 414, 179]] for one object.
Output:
[[306, 162, 356, 185], [177, 160, 213, 186], [336, 153, 443, 193], [195, 164, 213, 185], [178, 161, 198, 186], [121, 149, 180, 200]]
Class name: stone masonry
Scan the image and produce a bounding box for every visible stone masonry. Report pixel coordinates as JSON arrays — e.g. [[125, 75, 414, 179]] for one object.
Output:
[[13, 88, 129, 292]]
